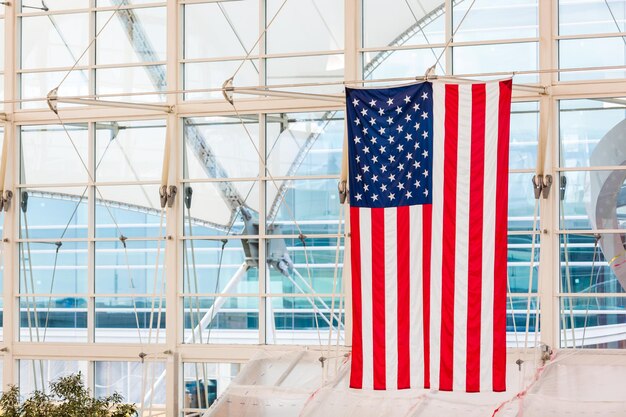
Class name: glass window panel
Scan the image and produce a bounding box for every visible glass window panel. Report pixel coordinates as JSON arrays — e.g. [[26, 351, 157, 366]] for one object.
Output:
[[95, 185, 164, 238], [560, 233, 626, 294], [363, 48, 444, 81], [265, 55, 344, 94], [96, 65, 166, 102], [19, 360, 87, 396], [97, 0, 158, 5], [559, 37, 626, 81], [183, 60, 259, 101], [182, 362, 240, 414], [453, 0, 538, 42], [19, 296, 87, 342], [20, 70, 89, 110], [96, 8, 166, 65], [0, 19, 5, 70], [183, 239, 259, 294], [20, 124, 88, 184], [183, 1, 258, 59], [96, 120, 166, 182], [19, 187, 88, 239], [560, 296, 626, 348], [362, 0, 445, 48], [95, 297, 165, 343], [510, 102, 539, 170], [267, 179, 343, 235], [559, 170, 626, 230], [95, 240, 165, 294], [266, 111, 344, 177], [266, 0, 343, 53], [19, 242, 88, 294], [95, 361, 166, 411], [559, 0, 626, 36], [266, 236, 344, 294], [508, 235, 539, 293], [453, 42, 538, 83], [559, 99, 626, 168], [183, 296, 259, 344], [21, 1, 88, 13], [184, 116, 260, 179], [20, 14, 89, 69], [508, 295, 539, 347], [182, 182, 259, 236], [508, 173, 538, 231], [265, 296, 344, 345]]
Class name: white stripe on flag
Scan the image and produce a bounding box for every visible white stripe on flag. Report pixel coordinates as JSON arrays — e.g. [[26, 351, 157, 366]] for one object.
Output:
[[430, 81, 446, 390], [453, 84, 472, 390], [360, 208, 374, 389], [480, 82, 500, 391], [409, 204, 424, 388], [384, 207, 398, 389]]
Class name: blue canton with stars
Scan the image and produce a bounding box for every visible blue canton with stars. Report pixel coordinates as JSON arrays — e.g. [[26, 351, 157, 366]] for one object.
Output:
[[347, 82, 433, 208]]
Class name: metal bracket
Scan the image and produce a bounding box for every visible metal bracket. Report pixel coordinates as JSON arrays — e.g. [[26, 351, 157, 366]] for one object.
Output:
[[338, 180, 347, 204], [46, 87, 59, 114], [559, 175, 567, 201], [540, 343, 552, 365], [532, 174, 553, 199], [184, 186, 193, 210], [20, 191, 28, 213], [3, 190, 14, 212], [167, 185, 177, 208], [221, 77, 235, 105], [159, 185, 167, 208]]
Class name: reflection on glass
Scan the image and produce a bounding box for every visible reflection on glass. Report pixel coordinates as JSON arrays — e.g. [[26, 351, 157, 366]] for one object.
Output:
[[453, 0, 538, 42], [182, 296, 259, 344], [182, 362, 240, 414], [184, 1, 258, 59], [265, 55, 344, 94], [266, 112, 344, 177], [183, 60, 259, 101], [560, 234, 626, 294], [267, 179, 345, 235], [19, 187, 89, 239], [95, 361, 166, 410], [266, 0, 343, 53], [266, 236, 344, 294], [182, 182, 259, 236], [560, 296, 626, 348], [20, 125, 89, 184], [95, 297, 165, 344], [507, 235, 539, 293], [19, 360, 87, 396], [19, 242, 88, 294], [362, 0, 445, 48], [559, 37, 626, 81], [183, 239, 259, 294], [266, 296, 344, 345], [453, 42, 538, 83], [559, 0, 626, 36], [96, 120, 166, 182], [19, 296, 88, 342], [510, 102, 539, 170], [184, 116, 259, 179], [507, 296, 539, 348], [96, 65, 166, 102], [363, 48, 444, 81], [95, 185, 164, 238]]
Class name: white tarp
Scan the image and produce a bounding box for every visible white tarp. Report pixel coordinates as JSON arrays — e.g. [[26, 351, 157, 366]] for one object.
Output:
[[206, 349, 626, 417]]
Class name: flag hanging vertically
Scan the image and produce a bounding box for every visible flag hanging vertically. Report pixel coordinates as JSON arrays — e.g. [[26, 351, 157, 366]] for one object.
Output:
[[347, 80, 512, 392]]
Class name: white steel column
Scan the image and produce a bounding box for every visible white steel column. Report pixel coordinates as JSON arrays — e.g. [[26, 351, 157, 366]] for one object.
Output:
[[537, 0, 557, 350], [2, 0, 17, 391], [165, 0, 180, 415], [343, 0, 359, 346]]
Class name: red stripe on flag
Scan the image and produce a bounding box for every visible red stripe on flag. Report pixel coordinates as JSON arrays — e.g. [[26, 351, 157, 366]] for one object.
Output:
[[466, 83, 486, 392], [371, 208, 386, 390], [349, 207, 363, 389], [422, 204, 432, 388], [440, 83, 459, 391], [397, 205, 411, 389], [493, 80, 512, 392]]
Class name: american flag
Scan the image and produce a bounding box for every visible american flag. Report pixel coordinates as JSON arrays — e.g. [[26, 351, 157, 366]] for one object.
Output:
[[347, 80, 512, 392]]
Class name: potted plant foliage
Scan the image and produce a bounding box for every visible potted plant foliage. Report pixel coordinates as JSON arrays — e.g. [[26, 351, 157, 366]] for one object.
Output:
[[0, 373, 137, 417]]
